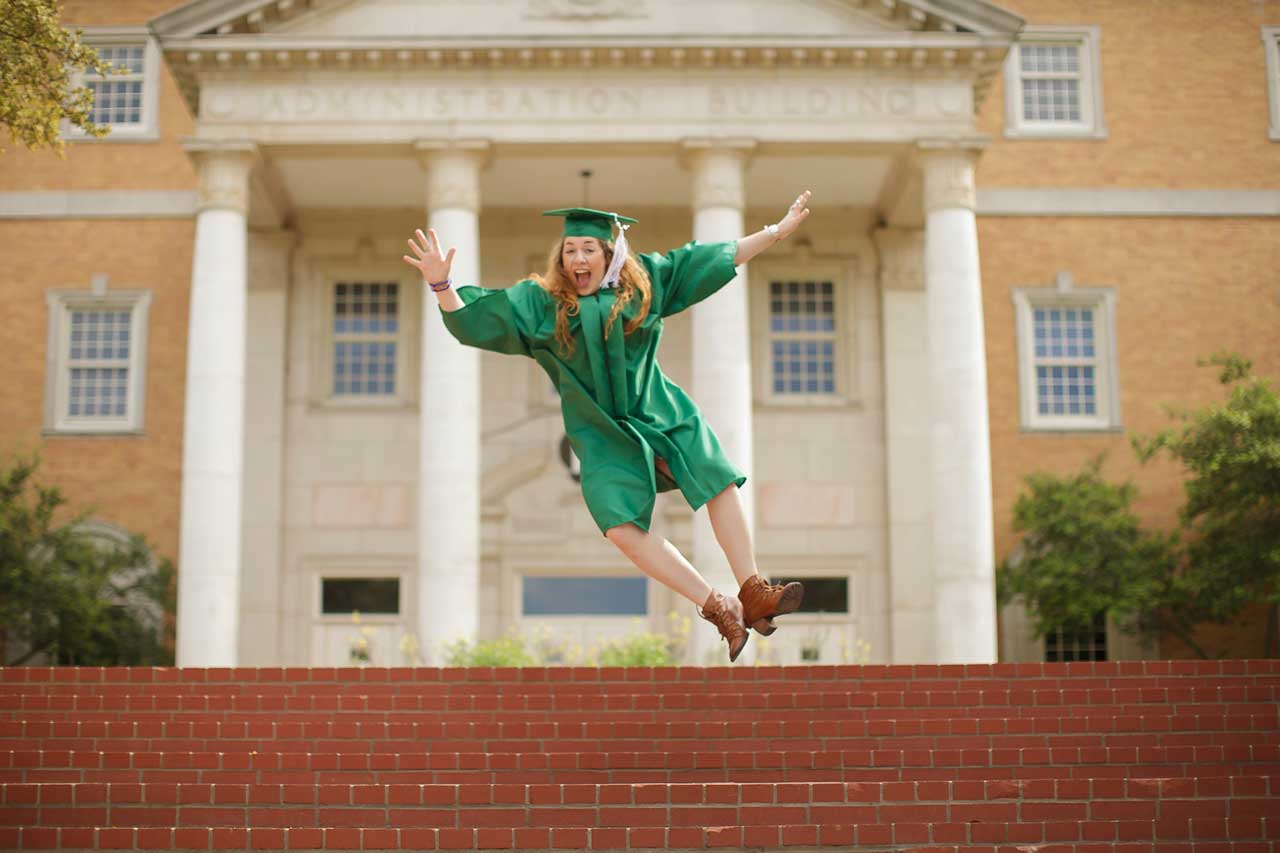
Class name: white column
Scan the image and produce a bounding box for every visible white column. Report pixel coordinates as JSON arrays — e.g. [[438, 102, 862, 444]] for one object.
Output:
[[176, 143, 256, 667], [414, 140, 488, 657], [684, 139, 755, 654], [920, 141, 997, 663], [873, 227, 935, 663]]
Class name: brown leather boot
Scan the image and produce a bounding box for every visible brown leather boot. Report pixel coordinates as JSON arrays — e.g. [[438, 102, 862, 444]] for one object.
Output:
[[738, 575, 804, 636], [699, 590, 748, 663]]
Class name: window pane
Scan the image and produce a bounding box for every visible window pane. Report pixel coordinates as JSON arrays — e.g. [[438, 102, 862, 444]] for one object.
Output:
[[1021, 43, 1080, 75], [322, 578, 400, 615], [68, 367, 129, 418], [333, 281, 399, 396], [1031, 302, 1100, 419], [1022, 75, 1081, 123], [767, 577, 848, 614], [767, 279, 837, 396], [522, 576, 647, 616], [88, 77, 146, 126], [70, 308, 132, 362]]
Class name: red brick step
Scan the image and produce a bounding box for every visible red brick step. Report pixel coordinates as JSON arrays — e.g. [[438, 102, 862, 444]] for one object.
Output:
[[2, 776, 1276, 849], [2, 663, 1276, 850]]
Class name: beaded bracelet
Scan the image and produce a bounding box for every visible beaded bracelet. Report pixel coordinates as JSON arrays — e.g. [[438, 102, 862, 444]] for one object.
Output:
[[428, 278, 452, 292]]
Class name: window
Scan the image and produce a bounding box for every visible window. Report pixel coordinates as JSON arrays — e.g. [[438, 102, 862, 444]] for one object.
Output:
[[752, 259, 858, 407], [522, 577, 647, 616], [1004, 27, 1107, 139], [45, 288, 151, 434], [1044, 612, 1107, 662], [767, 279, 838, 397], [1012, 273, 1120, 431], [331, 281, 400, 398], [69, 29, 161, 140], [321, 578, 401, 615], [768, 577, 849, 614], [1264, 28, 1280, 141]]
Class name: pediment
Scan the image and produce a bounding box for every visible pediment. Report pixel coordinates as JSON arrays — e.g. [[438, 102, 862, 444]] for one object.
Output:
[[152, 0, 1023, 42]]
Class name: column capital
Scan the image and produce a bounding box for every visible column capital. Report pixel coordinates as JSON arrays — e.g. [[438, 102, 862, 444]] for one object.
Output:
[[680, 138, 755, 211], [184, 140, 258, 215], [414, 140, 491, 213], [916, 137, 988, 214]]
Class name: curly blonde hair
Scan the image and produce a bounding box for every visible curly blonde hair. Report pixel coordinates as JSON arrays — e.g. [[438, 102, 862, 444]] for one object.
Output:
[[532, 237, 653, 358]]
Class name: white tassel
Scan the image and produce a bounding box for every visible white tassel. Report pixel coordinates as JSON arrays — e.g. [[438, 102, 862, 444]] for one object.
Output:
[[601, 216, 629, 289]]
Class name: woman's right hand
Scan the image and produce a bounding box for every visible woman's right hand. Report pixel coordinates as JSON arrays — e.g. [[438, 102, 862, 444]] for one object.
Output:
[[403, 228, 455, 284]]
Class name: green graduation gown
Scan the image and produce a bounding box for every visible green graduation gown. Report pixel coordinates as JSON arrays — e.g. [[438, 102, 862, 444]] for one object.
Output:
[[440, 240, 746, 535]]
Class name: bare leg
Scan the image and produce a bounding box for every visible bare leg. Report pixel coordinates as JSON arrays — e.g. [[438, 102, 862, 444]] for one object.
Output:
[[605, 522, 714, 607], [706, 484, 760, 588]]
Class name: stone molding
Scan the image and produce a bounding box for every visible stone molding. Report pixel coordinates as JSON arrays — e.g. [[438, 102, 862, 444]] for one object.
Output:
[[185, 141, 258, 214], [0, 190, 197, 218], [977, 188, 1280, 217]]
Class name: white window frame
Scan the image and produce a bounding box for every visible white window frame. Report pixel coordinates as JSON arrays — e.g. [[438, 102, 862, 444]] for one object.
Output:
[[750, 259, 859, 408], [314, 264, 417, 408], [1264, 28, 1280, 141], [44, 288, 151, 435], [65, 27, 162, 142], [1012, 273, 1120, 432], [1004, 26, 1108, 140]]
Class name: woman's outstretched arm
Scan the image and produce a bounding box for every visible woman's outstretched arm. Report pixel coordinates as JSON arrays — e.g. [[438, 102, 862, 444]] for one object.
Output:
[[404, 227, 463, 312], [733, 189, 812, 265]]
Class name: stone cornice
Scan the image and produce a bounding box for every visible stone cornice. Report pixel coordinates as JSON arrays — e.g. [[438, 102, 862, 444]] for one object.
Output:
[[162, 34, 1014, 61], [162, 37, 1012, 115]]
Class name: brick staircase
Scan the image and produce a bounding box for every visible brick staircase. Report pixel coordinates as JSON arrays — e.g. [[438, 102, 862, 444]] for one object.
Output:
[[1, 661, 1277, 850]]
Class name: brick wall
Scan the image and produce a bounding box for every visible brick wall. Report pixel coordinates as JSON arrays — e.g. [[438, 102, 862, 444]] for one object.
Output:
[[976, 0, 1280, 658], [0, 218, 194, 561], [0, 0, 196, 192], [977, 0, 1280, 189]]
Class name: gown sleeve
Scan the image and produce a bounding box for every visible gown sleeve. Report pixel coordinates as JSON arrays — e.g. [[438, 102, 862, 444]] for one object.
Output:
[[439, 278, 549, 357], [641, 240, 740, 318]]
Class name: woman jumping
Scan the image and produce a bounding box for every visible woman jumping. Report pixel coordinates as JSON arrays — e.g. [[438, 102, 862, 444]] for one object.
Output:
[[403, 191, 812, 662]]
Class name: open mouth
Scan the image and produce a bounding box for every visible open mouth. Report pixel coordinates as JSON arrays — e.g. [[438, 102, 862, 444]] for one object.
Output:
[[574, 271, 591, 288]]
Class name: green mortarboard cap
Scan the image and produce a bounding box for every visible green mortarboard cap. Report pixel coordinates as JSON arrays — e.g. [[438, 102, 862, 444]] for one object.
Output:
[[542, 207, 638, 242]]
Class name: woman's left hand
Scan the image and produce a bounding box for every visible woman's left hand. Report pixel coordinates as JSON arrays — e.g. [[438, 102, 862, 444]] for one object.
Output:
[[775, 190, 812, 239]]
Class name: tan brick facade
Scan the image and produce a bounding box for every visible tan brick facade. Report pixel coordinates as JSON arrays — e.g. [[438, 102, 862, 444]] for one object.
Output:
[[1, 0, 1276, 661], [0, 0, 197, 564], [0, 218, 193, 560], [978, 0, 1280, 190], [974, 0, 1280, 657]]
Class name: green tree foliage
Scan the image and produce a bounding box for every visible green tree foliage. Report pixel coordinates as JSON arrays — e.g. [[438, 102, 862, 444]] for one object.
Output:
[[0, 0, 113, 153], [995, 457, 1197, 654], [1132, 353, 1280, 655], [0, 455, 175, 666]]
